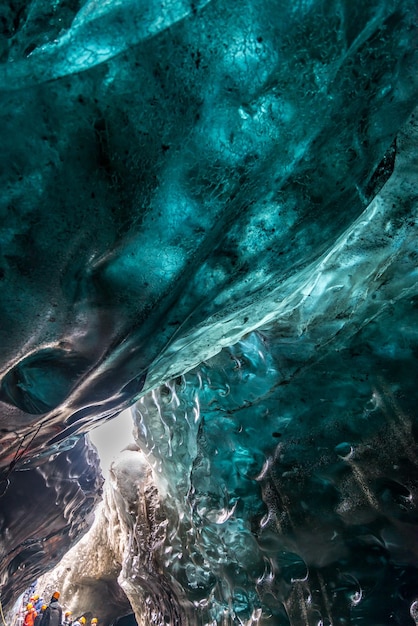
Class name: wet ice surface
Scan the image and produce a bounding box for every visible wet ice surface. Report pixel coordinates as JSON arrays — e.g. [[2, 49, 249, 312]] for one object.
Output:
[[0, 436, 103, 608], [1, 0, 417, 449], [132, 115, 418, 624], [0, 0, 418, 623], [133, 272, 418, 622]]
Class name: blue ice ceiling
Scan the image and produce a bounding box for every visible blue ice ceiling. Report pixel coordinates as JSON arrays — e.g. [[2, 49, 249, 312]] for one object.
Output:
[[0, 0, 418, 623]]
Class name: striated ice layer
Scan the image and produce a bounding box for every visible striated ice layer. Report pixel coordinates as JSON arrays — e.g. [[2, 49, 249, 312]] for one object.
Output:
[[0, 0, 418, 467]]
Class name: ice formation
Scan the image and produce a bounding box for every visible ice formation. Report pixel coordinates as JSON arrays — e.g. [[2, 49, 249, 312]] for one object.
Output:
[[1, 0, 418, 624]]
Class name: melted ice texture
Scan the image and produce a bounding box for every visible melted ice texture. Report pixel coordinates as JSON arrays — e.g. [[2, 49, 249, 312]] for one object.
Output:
[[0, 0, 418, 623]]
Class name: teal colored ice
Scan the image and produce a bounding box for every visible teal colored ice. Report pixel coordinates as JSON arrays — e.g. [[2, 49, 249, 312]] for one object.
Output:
[[0, 0, 418, 623]]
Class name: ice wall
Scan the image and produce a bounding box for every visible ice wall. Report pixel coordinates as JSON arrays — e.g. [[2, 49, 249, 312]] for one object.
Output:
[[1, 0, 418, 623], [38, 110, 418, 621], [1, 0, 417, 462]]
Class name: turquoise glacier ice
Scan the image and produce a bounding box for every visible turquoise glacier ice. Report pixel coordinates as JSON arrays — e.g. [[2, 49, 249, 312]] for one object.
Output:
[[0, 0, 418, 624]]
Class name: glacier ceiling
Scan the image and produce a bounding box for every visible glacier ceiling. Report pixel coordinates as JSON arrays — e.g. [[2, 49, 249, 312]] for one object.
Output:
[[0, 0, 418, 624]]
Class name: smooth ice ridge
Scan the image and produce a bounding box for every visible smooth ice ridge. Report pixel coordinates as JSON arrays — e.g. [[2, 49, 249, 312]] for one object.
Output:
[[0, 0, 212, 90]]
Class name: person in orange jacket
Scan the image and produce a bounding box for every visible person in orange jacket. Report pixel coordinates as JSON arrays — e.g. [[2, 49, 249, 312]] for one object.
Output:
[[23, 603, 37, 626]]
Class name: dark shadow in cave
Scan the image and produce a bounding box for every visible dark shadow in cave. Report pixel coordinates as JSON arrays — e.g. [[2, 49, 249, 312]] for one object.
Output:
[[109, 612, 138, 626]]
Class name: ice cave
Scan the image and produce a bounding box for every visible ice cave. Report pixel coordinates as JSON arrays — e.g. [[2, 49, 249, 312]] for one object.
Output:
[[0, 0, 418, 624]]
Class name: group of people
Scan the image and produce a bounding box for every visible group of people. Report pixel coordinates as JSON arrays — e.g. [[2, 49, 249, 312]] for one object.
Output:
[[22, 592, 98, 626]]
